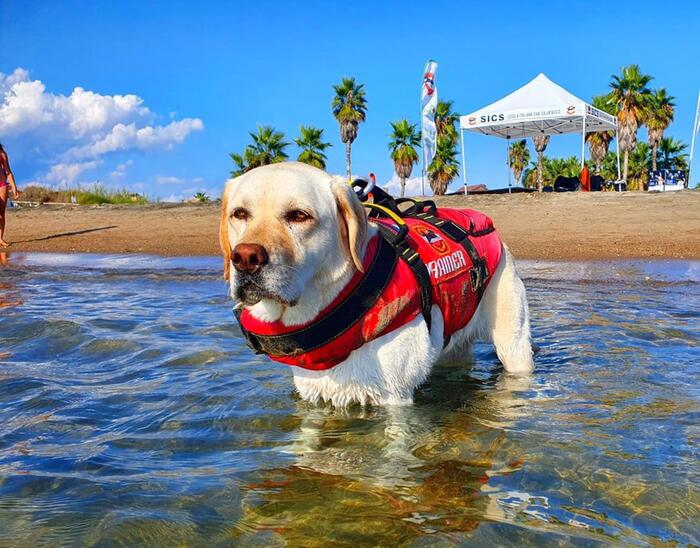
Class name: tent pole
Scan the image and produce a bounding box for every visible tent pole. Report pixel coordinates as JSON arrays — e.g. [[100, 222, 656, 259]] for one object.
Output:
[[580, 115, 586, 169], [615, 127, 621, 191], [506, 136, 512, 194], [461, 128, 468, 196]]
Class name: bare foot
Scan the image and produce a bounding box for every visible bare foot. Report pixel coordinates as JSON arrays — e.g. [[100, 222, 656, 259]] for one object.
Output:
[[0, 241, 10, 248]]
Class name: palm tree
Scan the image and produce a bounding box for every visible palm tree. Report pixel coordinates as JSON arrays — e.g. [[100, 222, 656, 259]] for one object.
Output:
[[645, 89, 675, 171], [549, 156, 582, 179], [532, 134, 550, 192], [608, 65, 653, 187], [388, 119, 421, 197], [193, 191, 210, 203], [230, 147, 257, 177], [627, 142, 652, 190], [586, 94, 617, 174], [428, 135, 459, 195], [657, 137, 688, 171], [523, 155, 583, 188], [522, 160, 540, 189], [294, 126, 332, 169], [508, 139, 530, 186], [434, 100, 460, 142], [426, 100, 461, 195], [331, 77, 367, 178], [229, 126, 289, 176], [248, 125, 289, 166]]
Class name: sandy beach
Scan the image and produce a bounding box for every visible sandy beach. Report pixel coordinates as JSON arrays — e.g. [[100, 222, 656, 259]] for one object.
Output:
[[5, 190, 699, 260]]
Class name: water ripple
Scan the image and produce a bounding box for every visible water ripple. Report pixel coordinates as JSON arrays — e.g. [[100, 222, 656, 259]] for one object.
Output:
[[0, 254, 698, 545]]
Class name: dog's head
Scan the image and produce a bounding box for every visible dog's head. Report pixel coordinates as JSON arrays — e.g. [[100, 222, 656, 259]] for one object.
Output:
[[220, 162, 367, 316]]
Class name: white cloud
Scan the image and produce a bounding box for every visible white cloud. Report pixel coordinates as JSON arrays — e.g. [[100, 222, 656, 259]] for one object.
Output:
[[0, 67, 204, 186], [110, 159, 133, 180], [160, 188, 214, 203], [154, 175, 204, 185], [67, 118, 203, 159], [382, 173, 433, 197], [44, 161, 100, 186]]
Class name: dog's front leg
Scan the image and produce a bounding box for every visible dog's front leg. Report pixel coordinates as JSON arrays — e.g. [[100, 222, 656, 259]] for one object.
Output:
[[292, 313, 442, 407]]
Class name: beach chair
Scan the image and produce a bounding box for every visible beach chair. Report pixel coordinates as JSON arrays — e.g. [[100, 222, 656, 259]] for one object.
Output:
[[663, 170, 685, 191], [590, 175, 605, 191], [648, 170, 664, 191], [553, 176, 580, 192]]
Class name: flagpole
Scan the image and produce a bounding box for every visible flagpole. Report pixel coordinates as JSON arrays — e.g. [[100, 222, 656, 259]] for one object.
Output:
[[689, 90, 700, 189]]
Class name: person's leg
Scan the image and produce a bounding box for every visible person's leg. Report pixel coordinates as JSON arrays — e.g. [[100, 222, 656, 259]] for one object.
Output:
[[0, 185, 8, 246]]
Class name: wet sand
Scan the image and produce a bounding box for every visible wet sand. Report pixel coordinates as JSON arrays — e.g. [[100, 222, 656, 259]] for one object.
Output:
[[5, 191, 700, 260]]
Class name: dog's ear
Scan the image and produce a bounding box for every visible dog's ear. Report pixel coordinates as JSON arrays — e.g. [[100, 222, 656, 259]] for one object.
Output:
[[219, 185, 232, 280], [331, 177, 368, 273]]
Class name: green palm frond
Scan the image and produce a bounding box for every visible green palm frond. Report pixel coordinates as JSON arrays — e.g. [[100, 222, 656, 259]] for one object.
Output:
[[508, 139, 530, 184], [294, 125, 332, 169], [332, 77, 367, 127], [332, 76, 368, 178], [388, 119, 421, 195], [657, 136, 688, 171], [434, 100, 460, 142], [645, 88, 675, 132], [229, 125, 289, 176], [428, 135, 459, 195], [586, 95, 617, 173]]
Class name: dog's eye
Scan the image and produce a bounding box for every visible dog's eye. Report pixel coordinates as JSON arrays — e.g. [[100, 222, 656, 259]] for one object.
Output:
[[231, 208, 249, 221], [285, 209, 312, 223]]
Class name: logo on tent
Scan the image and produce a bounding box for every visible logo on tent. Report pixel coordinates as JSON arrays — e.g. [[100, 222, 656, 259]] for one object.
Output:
[[566, 105, 576, 115], [468, 117, 477, 125]]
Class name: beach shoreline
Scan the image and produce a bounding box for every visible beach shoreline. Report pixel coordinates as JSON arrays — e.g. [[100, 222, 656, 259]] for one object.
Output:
[[5, 191, 700, 261]]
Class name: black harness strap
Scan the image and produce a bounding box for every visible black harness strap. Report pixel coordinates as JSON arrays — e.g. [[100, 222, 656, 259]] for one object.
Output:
[[374, 223, 433, 331], [234, 235, 399, 357], [232, 183, 495, 359], [414, 210, 494, 300]]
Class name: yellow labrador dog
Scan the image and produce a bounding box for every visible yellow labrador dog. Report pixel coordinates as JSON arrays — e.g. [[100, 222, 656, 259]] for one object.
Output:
[[220, 162, 533, 406]]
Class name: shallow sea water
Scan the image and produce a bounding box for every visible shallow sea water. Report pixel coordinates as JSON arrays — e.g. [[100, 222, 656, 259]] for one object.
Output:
[[0, 253, 698, 546]]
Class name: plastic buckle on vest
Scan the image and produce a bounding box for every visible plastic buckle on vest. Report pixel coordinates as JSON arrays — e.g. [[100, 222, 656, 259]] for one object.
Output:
[[469, 258, 490, 293], [233, 307, 265, 354]]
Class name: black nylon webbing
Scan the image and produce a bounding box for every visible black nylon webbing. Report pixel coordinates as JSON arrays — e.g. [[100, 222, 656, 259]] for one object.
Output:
[[374, 224, 433, 331], [415, 211, 492, 299], [234, 235, 399, 357]]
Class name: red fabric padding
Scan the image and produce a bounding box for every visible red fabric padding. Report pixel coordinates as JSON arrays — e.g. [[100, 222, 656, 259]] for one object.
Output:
[[239, 208, 502, 370]]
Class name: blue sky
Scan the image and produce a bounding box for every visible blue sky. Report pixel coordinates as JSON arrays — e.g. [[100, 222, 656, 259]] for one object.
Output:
[[1, 0, 698, 199]]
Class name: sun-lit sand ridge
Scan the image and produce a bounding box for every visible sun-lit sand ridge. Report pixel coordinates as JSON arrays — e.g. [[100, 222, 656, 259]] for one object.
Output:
[[6, 191, 700, 260]]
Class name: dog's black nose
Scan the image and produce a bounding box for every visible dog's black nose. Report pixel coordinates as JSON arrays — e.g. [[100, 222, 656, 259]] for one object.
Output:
[[232, 243, 269, 274]]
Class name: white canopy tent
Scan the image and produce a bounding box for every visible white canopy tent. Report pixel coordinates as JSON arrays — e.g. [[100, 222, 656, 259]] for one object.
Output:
[[459, 73, 620, 191]]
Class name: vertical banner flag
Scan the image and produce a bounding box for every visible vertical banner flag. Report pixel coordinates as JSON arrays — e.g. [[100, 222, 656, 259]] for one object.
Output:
[[421, 60, 438, 169]]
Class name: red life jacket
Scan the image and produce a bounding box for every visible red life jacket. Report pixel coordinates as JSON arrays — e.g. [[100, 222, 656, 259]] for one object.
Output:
[[237, 208, 502, 371]]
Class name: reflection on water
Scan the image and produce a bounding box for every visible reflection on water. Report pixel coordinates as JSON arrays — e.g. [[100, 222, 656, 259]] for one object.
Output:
[[0, 253, 698, 545]]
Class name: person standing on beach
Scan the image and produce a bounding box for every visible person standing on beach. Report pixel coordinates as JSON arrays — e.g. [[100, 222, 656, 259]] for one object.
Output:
[[0, 144, 20, 248]]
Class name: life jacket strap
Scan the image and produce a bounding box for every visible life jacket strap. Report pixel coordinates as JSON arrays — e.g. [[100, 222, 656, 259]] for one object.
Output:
[[414, 211, 494, 300], [374, 223, 433, 331], [234, 235, 399, 358]]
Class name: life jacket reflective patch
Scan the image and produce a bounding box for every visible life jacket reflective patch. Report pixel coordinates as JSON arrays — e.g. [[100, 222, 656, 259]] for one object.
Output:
[[426, 249, 468, 281], [237, 208, 502, 371], [413, 225, 450, 254]]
